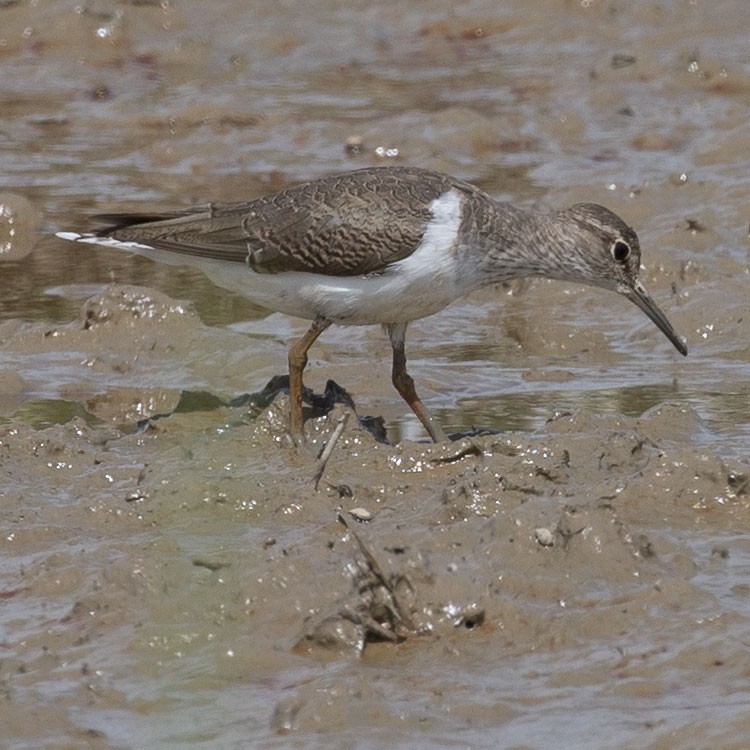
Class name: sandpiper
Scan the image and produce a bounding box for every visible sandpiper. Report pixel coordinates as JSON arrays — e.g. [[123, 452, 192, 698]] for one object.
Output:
[[57, 166, 688, 443]]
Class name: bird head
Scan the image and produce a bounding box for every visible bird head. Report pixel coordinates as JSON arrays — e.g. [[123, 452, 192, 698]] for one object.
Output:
[[555, 203, 687, 356]]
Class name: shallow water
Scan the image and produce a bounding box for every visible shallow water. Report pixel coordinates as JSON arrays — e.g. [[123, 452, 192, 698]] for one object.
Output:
[[1, 1, 749, 748]]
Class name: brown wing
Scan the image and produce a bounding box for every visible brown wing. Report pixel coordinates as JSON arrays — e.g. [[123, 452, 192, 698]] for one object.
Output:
[[102, 167, 462, 276]]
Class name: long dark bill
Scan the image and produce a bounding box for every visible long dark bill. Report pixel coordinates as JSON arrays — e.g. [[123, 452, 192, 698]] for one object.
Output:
[[624, 280, 688, 356]]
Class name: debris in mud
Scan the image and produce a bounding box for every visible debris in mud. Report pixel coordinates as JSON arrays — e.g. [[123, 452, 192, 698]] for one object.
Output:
[[232, 376, 388, 444], [313, 411, 350, 489], [294, 513, 421, 657], [192, 557, 231, 572], [346, 507, 373, 523], [534, 527, 555, 547]]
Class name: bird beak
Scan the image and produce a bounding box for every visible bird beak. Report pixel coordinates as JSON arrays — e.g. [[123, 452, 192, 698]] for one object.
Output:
[[622, 279, 688, 356]]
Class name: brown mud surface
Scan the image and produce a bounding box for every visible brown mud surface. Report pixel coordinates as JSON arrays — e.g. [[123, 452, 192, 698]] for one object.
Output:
[[2, 285, 749, 748], [1, 1, 750, 748]]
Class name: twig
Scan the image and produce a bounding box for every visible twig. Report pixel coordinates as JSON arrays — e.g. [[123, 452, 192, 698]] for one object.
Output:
[[313, 412, 349, 490]]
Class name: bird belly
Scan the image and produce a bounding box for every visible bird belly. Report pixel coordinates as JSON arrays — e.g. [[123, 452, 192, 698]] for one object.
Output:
[[200, 262, 465, 324]]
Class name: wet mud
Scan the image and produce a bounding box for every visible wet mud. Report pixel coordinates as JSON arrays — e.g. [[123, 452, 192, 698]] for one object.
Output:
[[2, 287, 750, 747], [2, 0, 750, 747]]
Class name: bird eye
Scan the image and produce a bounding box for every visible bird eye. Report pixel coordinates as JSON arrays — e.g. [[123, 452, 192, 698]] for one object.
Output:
[[611, 239, 631, 263]]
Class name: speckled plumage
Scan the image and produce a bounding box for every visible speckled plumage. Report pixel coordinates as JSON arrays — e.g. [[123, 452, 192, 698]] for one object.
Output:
[[58, 165, 687, 443], [99, 168, 471, 275]]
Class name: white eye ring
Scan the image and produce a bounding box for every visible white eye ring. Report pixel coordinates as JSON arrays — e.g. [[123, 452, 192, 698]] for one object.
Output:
[[611, 239, 631, 263]]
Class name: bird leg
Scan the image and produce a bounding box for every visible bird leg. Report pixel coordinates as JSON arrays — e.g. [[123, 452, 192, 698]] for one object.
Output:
[[386, 323, 448, 443], [288, 315, 332, 442]]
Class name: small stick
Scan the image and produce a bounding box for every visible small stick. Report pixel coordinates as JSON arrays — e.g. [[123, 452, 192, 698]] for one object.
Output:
[[313, 412, 349, 490]]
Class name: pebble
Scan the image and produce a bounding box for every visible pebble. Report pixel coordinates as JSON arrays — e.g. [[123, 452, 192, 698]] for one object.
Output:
[[348, 507, 373, 522], [534, 527, 555, 547]]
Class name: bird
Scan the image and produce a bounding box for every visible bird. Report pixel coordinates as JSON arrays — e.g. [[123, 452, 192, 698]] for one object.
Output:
[[57, 165, 688, 443]]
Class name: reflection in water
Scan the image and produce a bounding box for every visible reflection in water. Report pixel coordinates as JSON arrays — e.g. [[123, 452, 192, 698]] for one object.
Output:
[[12, 398, 96, 429], [453, 382, 684, 433], [1, 240, 270, 325]]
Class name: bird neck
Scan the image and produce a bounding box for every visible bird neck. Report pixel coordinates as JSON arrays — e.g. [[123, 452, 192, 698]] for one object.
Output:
[[461, 202, 550, 288]]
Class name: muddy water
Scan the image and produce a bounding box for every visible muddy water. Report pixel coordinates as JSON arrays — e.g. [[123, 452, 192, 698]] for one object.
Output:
[[1, 1, 749, 748]]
